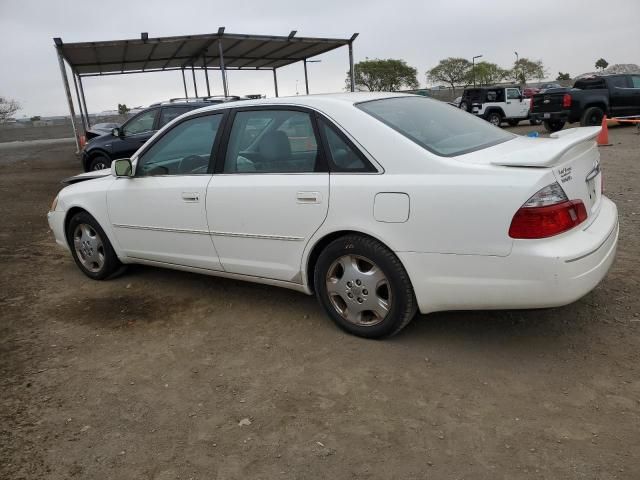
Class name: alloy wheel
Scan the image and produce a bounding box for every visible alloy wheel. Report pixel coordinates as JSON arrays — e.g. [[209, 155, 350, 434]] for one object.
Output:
[[73, 223, 105, 273], [325, 254, 392, 326]]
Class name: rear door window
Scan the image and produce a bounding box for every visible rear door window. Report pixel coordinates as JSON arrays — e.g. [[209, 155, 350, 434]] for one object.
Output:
[[159, 106, 194, 128]]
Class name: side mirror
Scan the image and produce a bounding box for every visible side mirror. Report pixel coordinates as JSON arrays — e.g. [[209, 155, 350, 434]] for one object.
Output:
[[111, 158, 133, 177], [112, 127, 122, 137]]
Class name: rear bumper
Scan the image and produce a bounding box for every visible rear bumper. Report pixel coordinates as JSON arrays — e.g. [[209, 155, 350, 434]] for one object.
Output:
[[399, 197, 618, 314], [531, 111, 570, 122]]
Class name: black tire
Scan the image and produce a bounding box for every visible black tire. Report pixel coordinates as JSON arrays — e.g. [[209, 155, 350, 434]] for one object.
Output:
[[313, 234, 418, 339], [543, 119, 566, 132], [88, 155, 111, 171], [459, 101, 469, 112], [66, 211, 122, 280], [486, 111, 502, 127], [580, 106, 605, 127], [507, 119, 520, 127]]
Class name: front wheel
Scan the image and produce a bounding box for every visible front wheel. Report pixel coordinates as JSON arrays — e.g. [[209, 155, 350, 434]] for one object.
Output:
[[543, 119, 566, 132], [88, 155, 111, 171], [67, 211, 122, 280], [314, 235, 417, 339], [486, 112, 502, 127]]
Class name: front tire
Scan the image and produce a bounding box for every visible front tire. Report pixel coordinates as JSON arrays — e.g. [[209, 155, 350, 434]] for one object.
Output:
[[581, 106, 605, 126], [67, 211, 122, 280], [543, 119, 566, 132], [314, 235, 417, 339], [88, 155, 111, 171]]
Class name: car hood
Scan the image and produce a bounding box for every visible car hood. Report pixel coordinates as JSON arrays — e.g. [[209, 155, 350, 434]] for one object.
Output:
[[62, 169, 112, 185], [456, 127, 601, 168]]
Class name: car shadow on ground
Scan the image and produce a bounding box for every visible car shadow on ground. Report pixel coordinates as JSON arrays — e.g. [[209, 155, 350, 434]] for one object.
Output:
[[87, 263, 595, 354]]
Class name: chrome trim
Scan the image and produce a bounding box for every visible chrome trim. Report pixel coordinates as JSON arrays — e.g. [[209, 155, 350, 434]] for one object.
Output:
[[113, 223, 304, 241], [211, 230, 304, 241], [565, 220, 617, 263], [113, 224, 210, 235]]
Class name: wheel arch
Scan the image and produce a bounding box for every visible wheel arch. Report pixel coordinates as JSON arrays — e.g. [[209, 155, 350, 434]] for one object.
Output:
[[582, 102, 608, 114], [83, 149, 112, 170], [484, 107, 505, 119], [63, 206, 119, 255], [304, 229, 400, 294]]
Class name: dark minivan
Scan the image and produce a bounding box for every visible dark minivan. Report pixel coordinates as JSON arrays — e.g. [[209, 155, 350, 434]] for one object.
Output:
[[81, 99, 234, 171]]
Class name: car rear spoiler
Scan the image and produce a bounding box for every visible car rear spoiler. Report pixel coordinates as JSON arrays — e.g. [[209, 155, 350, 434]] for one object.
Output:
[[491, 127, 601, 168]]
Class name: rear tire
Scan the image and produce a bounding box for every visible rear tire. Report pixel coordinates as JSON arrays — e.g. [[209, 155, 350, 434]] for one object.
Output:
[[580, 106, 605, 127], [314, 234, 417, 339], [543, 119, 566, 132], [486, 111, 502, 127], [67, 211, 122, 280], [88, 155, 111, 171]]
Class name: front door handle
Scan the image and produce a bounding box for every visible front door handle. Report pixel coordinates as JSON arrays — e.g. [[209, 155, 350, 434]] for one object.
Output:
[[182, 192, 200, 202], [296, 191, 321, 204]]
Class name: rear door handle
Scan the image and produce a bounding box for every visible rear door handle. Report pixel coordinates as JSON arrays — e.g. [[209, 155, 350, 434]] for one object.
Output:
[[182, 192, 200, 202], [296, 191, 321, 204]]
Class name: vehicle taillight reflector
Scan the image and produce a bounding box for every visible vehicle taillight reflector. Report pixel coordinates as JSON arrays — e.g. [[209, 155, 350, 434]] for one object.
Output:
[[562, 93, 572, 108], [509, 200, 587, 239]]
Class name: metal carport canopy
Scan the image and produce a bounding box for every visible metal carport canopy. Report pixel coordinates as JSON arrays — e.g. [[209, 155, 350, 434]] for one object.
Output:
[[54, 29, 358, 151]]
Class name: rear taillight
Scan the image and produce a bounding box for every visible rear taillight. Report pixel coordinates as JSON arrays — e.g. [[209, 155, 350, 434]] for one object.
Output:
[[509, 182, 588, 239], [562, 93, 572, 108]]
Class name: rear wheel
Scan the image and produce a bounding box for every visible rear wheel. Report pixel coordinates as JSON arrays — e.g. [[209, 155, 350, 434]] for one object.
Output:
[[580, 106, 605, 127], [486, 111, 502, 127], [67, 211, 122, 280], [314, 235, 417, 339], [88, 155, 111, 171], [543, 119, 566, 132], [459, 101, 469, 112]]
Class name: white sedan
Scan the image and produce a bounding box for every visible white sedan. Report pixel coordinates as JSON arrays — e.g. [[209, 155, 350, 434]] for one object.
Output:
[[47, 93, 618, 338]]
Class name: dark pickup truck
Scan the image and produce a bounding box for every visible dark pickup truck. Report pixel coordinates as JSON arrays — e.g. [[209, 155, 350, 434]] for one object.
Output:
[[530, 74, 640, 132]]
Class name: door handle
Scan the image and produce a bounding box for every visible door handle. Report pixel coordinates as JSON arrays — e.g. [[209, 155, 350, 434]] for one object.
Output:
[[296, 191, 321, 204], [182, 192, 200, 202]]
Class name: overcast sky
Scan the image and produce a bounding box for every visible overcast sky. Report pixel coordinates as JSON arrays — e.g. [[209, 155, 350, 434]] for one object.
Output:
[[1, 0, 638, 117]]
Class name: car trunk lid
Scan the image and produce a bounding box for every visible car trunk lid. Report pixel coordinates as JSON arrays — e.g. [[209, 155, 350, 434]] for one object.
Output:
[[458, 126, 603, 217]]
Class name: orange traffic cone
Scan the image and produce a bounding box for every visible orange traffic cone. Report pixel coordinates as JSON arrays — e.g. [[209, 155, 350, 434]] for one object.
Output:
[[597, 115, 612, 146]]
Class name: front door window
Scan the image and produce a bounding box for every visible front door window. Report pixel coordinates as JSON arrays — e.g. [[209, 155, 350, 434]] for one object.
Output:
[[123, 110, 157, 136]]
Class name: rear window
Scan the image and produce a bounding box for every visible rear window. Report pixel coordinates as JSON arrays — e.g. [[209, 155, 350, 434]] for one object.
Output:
[[357, 96, 514, 157]]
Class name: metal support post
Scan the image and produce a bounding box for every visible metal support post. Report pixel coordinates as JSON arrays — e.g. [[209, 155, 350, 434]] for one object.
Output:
[[77, 73, 90, 128], [191, 65, 198, 98], [273, 68, 279, 97], [218, 40, 229, 96], [56, 47, 80, 152], [303, 59, 309, 95], [203, 55, 211, 96], [348, 42, 355, 92], [181, 68, 188, 98], [72, 72, 87, 132]]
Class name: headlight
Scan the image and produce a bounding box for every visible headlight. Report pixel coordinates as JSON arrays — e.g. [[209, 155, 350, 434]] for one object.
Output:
[[50, 195, 58, 212]]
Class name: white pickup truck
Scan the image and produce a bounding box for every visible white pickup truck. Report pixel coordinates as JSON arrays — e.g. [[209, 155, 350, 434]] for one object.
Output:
[[459, 86, 539, 127]]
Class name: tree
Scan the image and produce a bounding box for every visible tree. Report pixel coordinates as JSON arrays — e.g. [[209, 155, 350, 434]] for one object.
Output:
[[511, 58, 546, 84], [556, 72, 571, 81], [348, 59, 419, 91], [427, 57, 472, 93], [118, 103, 130, 115], [466, 61, 509, 86], [595, 58, 609, 71], [0, 96, 20, 122]]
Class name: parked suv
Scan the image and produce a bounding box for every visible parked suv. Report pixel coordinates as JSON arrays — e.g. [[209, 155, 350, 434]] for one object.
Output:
[[530, 74, 640, 132], [81, 98, 236, 171], [459, 86, 538, 127]]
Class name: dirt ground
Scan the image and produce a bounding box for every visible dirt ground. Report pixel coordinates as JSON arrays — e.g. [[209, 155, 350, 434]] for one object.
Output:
[[1, 124, 639, 480]]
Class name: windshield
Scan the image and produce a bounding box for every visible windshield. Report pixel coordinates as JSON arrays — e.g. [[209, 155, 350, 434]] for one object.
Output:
[[357, 96, 514, 157]]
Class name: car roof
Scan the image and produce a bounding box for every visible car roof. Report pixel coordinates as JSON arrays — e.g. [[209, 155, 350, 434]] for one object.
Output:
[[186, 91, 415, 115]]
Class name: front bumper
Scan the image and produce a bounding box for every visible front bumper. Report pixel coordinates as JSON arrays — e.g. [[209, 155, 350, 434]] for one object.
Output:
[[47, 210, 69, 251], [399, 197, 619, 314]]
